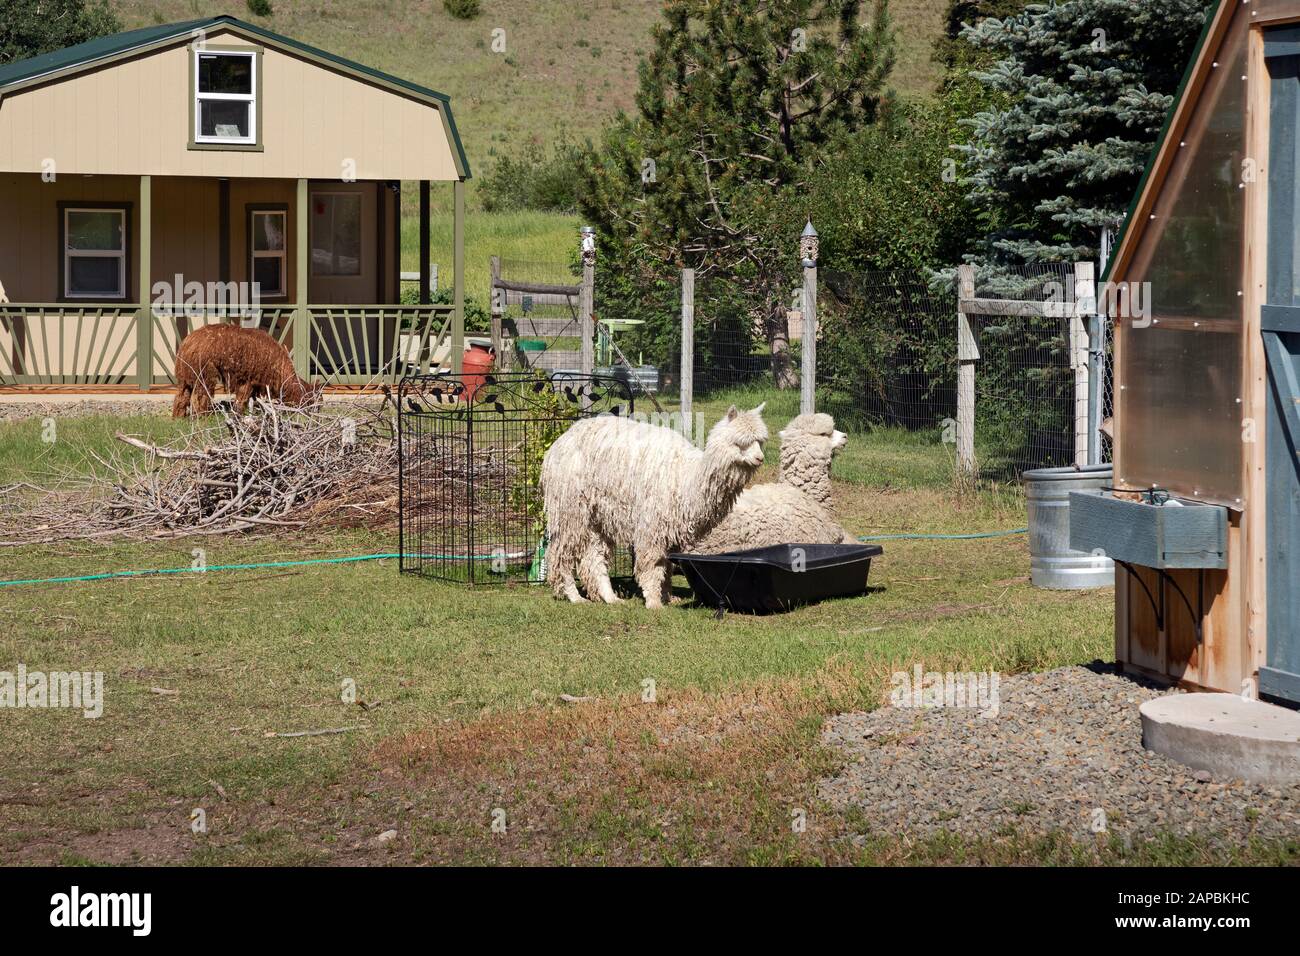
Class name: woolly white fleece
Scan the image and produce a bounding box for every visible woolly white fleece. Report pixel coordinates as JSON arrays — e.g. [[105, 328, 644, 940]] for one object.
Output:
[[694, 412, 854, 553], [542, 404, 769, 608]]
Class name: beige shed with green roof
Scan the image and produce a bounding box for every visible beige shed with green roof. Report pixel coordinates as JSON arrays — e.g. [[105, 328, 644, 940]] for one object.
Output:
[[0, 14, 469, 389]]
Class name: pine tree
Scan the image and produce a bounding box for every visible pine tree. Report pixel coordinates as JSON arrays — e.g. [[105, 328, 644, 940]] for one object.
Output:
[[955, 0, 1211, 269], [580, 0, 894, 388]]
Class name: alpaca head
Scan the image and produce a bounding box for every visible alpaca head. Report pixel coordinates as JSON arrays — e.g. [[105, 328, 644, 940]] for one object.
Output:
[[705, 402, 769, 471], [777, 412, 846, 506], [276, 373, 324, 408]]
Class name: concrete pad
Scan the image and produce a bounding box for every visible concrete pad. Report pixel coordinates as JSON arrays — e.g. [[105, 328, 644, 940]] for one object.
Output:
[[1140, 693, 1300, 786]]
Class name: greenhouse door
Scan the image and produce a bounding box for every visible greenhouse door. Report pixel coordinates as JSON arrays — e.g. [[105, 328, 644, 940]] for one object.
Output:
[[1261, 30, 1300, 704]]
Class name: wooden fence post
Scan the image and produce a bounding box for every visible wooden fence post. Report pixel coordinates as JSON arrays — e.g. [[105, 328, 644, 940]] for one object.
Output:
[[1072, 261, 1096, 467], [490, 255, 508, 370], [956, 264, 978, 481], [681, 267, 694, 430], [799, 221, 819, 415]]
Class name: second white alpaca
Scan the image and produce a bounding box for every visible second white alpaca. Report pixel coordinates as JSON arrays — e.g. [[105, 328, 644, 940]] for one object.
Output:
[[694, 412, 855, 553], [542, 403, 769, 608]]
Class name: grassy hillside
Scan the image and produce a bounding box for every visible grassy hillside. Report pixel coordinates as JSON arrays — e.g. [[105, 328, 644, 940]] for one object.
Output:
[[117, 0, 949, 181], [116, 0, 949, 292]]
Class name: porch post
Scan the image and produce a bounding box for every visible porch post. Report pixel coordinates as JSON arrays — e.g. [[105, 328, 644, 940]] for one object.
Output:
[[136, 175, 152, 391], [452, 178, 465, 374], [294, 178, 309, 379], [419, 180, 431, 306]]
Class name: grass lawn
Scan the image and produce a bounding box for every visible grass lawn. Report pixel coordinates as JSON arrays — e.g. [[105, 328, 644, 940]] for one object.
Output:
[[401, 208, 578, 307], [0, 403, 1291, 866]]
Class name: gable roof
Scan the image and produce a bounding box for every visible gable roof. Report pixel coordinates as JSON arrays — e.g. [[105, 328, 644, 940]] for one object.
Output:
[[0, 14, 470, 178], [1103, 0, 1231, 284]]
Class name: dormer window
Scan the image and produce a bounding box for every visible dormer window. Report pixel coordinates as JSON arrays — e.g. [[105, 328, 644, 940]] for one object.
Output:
[[193, 49, 258, 147]]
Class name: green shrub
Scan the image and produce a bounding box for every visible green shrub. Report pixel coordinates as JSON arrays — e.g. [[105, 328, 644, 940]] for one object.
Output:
[[480, 134, 584, 214], [398, 285, 490, 334], [443, 0, 481, 20], [245, 0, 273, 17]]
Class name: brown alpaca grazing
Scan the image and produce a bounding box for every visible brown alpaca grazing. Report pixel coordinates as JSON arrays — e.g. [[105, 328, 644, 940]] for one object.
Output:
[[172, 324, 321, 418]]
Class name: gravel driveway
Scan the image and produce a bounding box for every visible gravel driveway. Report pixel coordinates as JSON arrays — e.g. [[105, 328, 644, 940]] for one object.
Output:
[[0, 400, 170, 424], [819, 663, 1299, 845]]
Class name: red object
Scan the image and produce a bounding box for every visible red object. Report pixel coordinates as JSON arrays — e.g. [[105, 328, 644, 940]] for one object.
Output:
[[462, 343, 495, 402]]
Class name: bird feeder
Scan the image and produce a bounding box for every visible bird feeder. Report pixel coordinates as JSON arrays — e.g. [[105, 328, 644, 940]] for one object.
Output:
[[1076, 0, 1300, 704]]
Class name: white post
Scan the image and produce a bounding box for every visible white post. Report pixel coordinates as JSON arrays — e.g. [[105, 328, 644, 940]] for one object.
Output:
[[799, 220, 819, 415], [956, 264, 978, 482], [1072, 261, 1095, 467], [680, 267, 694, 430], [579, 226, 596, 407]]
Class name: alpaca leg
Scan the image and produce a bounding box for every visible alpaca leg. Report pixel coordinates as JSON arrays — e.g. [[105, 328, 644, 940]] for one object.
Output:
[[235, 383, 254, 413], [191, 374, 215, 415], [546, 525, 588, 603], [579, 533, 620, 604], [659, 561, 677, 607], [634, 547, 669, 610]]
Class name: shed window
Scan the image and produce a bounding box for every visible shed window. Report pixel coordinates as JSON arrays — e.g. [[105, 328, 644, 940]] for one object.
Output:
[[63, 208, 126, 299], [195, 50, 257, 145], [249, 209, 286, 298]]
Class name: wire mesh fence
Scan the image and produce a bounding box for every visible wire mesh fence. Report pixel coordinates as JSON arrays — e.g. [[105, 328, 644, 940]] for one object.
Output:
[[819, 269, 957, 436], [499, 252, 1109, 487], [966, 263, 1083, 476], [496, 258, 584, 375], [398, 370, 634, 585]]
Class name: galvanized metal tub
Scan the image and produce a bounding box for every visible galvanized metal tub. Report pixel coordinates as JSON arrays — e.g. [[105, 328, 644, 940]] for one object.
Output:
[[1025, 465, 1115, 590]]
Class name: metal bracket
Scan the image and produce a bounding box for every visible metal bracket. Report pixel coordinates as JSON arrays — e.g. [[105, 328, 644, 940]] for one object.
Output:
[[1114, 560, 1204, 644]]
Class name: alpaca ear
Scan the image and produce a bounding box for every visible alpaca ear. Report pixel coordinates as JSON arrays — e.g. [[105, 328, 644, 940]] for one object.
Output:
[[752, 402, 766, 415], [725, 405, 738, 421]]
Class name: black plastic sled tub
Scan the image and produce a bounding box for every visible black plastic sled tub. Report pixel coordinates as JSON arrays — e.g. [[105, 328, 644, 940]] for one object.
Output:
[[669, 543, 883, 614]]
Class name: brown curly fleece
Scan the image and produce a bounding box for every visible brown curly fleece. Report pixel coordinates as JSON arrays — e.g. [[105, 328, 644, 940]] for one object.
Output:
[[171, 324, 321, 417]]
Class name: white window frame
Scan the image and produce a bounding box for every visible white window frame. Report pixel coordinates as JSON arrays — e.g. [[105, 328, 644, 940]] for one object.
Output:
[[63, 207, 127, 300], [249, 209, 287, 299], [194, 49, 257, 146]]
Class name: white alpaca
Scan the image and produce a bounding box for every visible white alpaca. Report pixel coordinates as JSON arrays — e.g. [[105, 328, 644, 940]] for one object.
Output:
[[695, 412, 855, 553], [542, 403, 769, 608]]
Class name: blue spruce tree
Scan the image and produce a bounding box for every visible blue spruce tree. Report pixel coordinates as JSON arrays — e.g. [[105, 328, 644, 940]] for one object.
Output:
[[956, 0, 1212, 269]]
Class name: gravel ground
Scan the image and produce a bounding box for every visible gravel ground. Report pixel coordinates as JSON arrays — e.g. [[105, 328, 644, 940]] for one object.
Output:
[[0, 400, 170, 423], [819, 663, 1300, 845]]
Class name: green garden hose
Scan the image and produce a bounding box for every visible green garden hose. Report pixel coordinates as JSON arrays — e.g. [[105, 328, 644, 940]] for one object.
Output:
[[0, 530, 1028, 589], [0, 551, 505, 588], [857, 528, 1028, 542]]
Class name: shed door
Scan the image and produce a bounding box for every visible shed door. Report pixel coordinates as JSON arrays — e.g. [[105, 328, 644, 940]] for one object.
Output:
[[1261, 31, 1300, 703], [308, 183, 377, 304]]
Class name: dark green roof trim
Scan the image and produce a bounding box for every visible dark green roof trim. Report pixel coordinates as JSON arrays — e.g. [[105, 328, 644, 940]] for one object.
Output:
[[1102, 0, 1224, 284], [0, 14, 470, 178], [0, 17, 212, 88]]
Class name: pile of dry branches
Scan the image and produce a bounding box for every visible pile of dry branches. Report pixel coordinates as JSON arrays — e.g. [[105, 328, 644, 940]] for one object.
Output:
[[0, 400, 401, 544]]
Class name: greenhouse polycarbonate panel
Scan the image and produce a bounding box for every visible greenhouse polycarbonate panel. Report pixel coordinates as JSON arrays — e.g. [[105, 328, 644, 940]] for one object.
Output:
[[1117, 8, 1247, 507]]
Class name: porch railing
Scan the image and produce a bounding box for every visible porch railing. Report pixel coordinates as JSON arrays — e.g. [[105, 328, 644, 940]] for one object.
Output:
[[0, 304, 142, 385], [1, 304, 454, 389]]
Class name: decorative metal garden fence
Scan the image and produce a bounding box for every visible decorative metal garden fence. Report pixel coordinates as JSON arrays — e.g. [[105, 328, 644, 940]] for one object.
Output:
[[398, 370, 634, 585]]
